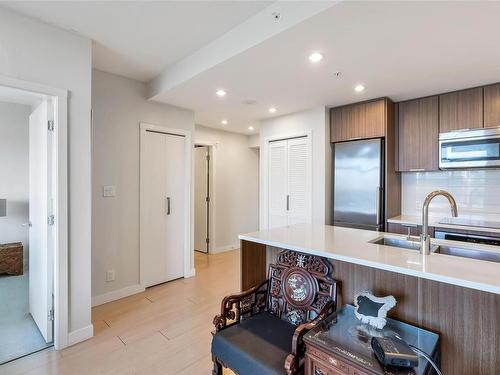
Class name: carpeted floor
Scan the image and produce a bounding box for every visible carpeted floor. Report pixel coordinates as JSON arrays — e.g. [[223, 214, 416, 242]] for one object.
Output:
[[0, 273, 52, 364]]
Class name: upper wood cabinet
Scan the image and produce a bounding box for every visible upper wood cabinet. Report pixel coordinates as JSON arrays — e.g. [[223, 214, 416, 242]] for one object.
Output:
[[397, 96, 439, 172], [439, 87, 483, 133], [330, 98, 388, 142], [484, 83, 500, 128]]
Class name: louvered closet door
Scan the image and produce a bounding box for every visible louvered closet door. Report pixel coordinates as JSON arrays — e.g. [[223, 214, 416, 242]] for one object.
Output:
[[268, 140, 288, 229], [286, 137, 310, 225]]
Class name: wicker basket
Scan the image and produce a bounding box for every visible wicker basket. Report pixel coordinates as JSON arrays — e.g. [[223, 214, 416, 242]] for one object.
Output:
[[0, 242, 23, 276]]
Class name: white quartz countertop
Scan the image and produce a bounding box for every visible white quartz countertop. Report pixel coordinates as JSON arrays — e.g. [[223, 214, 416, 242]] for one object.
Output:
[[239, 224, 500, 295]]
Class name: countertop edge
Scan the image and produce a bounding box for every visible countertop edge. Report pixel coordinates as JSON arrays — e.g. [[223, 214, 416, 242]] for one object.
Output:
[[238, 233, 500, 295]]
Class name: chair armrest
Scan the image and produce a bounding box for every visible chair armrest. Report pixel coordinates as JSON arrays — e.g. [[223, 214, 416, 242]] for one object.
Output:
[[285, 301, 336, 375], [291, 300, 335, 355], [213, 280, 268, 332]]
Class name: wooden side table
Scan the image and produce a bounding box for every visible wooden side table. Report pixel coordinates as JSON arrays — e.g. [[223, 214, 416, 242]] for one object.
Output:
[[0, 242, 24, 276], [304, 305, 440, 375]]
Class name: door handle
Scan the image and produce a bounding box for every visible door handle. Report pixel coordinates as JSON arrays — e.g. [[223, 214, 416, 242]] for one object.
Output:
[[22, 222, 32, 228], [375, 187, 382, 226], [286, 195, 290, 211], [166, 197, 171, 215]]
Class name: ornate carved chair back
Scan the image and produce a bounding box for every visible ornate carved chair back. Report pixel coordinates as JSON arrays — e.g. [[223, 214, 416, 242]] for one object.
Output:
[[267, 250, 337, 326]]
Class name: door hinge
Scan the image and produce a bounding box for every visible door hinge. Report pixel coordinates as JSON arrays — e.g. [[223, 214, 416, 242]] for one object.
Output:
[[48, 309, 54, 321], [48, 120, 55, 131], [206, 154, 210, 161], [48, 215, 55, 226], [205, 196, 210, 202], [206, 238, 210, 244]]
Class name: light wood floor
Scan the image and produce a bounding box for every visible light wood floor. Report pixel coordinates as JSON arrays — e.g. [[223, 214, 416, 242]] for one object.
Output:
[[2, 250, 240, 375]]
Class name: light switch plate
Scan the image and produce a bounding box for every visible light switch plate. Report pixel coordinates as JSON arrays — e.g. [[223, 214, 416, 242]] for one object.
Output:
[[103, 185, 116, 197]]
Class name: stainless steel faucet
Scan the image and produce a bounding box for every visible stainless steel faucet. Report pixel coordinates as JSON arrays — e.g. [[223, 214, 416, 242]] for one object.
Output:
[[420, 190, 458, 255]]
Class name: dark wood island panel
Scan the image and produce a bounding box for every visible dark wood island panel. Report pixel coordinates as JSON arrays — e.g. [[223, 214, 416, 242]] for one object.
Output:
[[331, 259, 500, 375], [240, 242, 500, 374], [240, 240, 266, 290]]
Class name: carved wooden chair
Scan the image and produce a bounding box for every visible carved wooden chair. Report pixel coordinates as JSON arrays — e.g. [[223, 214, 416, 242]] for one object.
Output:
[[211, 250, 338, 375]]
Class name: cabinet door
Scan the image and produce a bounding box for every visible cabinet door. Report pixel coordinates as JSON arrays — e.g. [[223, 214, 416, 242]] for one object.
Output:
[[398, 96, 439, 172], [439, 87, 483, 133], [331, 99, 386, 142], [484, 83, 500, 128]]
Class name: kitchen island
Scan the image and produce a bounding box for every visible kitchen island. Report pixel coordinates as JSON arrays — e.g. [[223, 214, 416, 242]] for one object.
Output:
[[239, 224, 500, 375]]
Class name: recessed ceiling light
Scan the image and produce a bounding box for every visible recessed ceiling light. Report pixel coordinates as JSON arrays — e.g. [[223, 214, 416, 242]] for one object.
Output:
[[354, 84, 365, 93], [269, 107, 277, 113], [216, 89, 227, 97], [221, 119, 228, 125], [308, 52, 323, 63], [248, 126, 254, 131]]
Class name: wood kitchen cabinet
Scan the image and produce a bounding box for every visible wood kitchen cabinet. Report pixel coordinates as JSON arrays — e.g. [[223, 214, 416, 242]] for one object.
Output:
[[484, 83, 500, 128], [439, 87, 483, 133], [397, 96, 439, 172], [330, 98, 389, 142]]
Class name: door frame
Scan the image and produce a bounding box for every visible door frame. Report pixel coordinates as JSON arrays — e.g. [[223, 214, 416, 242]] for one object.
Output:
[[193, 140, 217, 254], [0, 74, 69, 349], [260, 130, 313, 230], [139, 122, 194, 285]]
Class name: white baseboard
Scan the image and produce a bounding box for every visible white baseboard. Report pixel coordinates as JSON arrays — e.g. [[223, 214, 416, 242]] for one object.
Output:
[[68, 324, 94, 346], [185, 267, 196, 278], [92, 284, 145, 307], [212, 243, 240, 254]]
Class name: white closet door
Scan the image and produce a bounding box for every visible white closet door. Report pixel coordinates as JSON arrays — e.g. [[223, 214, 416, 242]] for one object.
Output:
[[287, 137, 310, 225], [141, 131, 185, 288], [268, 140, 288, 229], [163, 133, 185, 281]]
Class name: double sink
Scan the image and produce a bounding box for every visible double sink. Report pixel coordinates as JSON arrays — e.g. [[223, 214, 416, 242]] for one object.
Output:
[[369, 235, 500, 263]]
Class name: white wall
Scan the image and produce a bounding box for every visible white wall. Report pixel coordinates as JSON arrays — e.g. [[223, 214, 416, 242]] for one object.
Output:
[[0, 8, 92, 340], [259, 106, 331, 228], [0, 101, 31, 269], [91, 69, 194, 303], [402, 170, 500, 220], [194, 125, 259, 252]]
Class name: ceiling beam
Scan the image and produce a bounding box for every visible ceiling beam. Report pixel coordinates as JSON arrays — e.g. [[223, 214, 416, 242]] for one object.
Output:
[[147, 1, 337, 100]]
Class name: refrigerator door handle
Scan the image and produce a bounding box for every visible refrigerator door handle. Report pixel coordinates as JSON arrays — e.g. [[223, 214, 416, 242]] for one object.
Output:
[[376, 187, 382, 227]]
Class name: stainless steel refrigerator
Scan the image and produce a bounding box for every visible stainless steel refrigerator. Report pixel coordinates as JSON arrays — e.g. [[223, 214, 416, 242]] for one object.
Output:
[[333, 138, 384, 231]]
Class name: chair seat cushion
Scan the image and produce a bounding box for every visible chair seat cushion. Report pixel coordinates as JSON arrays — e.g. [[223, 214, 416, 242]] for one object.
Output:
[[211, 312, 296, 375]]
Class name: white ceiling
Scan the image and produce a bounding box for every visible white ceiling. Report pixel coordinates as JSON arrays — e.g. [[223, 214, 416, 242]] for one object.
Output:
[[0, 1, 271, 82], [152, 1, 500, 133], [3, 1, 500, 135]]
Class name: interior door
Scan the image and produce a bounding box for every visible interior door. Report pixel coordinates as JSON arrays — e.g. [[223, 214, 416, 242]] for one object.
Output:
[[268, 140, 288, 229], [286, 137, 310, 225], [141, 130, 185, 288], [29, 99, 54, 343], [163, 134, 185, 281], [194, 146, 208, 253]]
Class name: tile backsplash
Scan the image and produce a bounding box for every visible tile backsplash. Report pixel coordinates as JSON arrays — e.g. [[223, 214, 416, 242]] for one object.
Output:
[[401, 170, 500, 219]]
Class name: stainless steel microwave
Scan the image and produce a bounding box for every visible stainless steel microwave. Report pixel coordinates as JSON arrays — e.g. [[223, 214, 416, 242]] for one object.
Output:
[[439, 127, 500, 169]]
